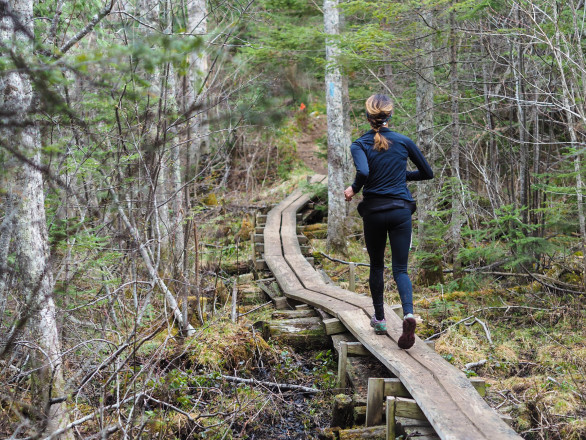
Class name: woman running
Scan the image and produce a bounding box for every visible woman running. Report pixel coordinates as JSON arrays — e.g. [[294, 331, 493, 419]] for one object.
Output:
[[344, 94, 433, 349]]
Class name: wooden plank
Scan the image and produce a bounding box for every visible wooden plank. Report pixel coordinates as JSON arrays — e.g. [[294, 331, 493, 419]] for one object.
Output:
[[339, 426, 386, 440], [272, 309, 317, 319], [393, 310, 520, 439], [469, 377, 486, 397], [332, 333, 357, 354], [283, 253, 372, 310], [323, 317, 346, 335], [347, 341, 370, 356], [297, 235, 309, 244], [349, 263, 356, 292], [337, 341, 348, 389], [283, 288, 356, 316], [255, 259, 268, 270], [263, 189, 303, 256], [332, 334, 372, 356], [386, 397, 396, 440], [384, 378, 411, 398], [262, 179, 520, 440], [257, 282, 277, 300], [366, 377, 384, 427], [263, 207, 283, 256], [282, 209, 305, 253], [338, 308, 495, 440], [273, 297, 290, 310], [399, 418, 439, 439], [265, 255, 305, 293], [395, 396, 427, 421]]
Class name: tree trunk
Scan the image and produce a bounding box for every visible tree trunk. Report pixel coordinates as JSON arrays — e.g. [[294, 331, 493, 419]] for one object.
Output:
[[184, 0, 209, 176], [0, 191, 16, 309], [324, 0, 348, 255], [550, 4, 586, 283], [166, 62, 186, 269], [0, 1, 73, 437], [513, 4, 529, 225], [449, 8, 463, 274], [480, 35, 500, 214], [415, 6, 442, 286]]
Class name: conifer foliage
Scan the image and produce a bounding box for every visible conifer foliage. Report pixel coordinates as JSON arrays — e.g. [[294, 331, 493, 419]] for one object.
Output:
[[1, 0, 586, 438]]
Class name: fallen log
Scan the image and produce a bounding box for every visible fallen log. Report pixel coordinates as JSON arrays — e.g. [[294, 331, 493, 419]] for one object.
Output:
[[261, 317, 330, 350]]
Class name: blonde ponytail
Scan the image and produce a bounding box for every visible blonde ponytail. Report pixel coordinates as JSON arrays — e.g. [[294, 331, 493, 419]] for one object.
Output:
[[365, 94, 394, 151]]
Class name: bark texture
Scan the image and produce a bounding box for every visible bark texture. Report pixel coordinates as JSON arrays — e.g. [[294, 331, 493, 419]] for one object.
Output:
[[0, 1, 73, 436], [448, 9, 463, 272], [415, 7, 442, 286], [324, 0, 348, 254], [183, 0, 209, 175]]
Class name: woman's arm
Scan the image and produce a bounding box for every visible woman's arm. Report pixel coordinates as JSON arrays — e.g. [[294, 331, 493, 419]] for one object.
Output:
[[405, 139, 433, 181], [350, 141, 369, 193]]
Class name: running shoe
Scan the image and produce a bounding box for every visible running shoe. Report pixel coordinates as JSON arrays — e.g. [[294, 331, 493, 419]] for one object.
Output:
[[370, 316, 387, 335]]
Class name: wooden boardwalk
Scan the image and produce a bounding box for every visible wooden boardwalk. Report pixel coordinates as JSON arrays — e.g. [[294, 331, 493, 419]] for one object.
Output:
[[262, 175, 522, 440]]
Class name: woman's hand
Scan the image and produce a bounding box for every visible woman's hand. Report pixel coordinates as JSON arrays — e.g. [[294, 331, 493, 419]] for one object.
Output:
[[344, 186, 355, 202]]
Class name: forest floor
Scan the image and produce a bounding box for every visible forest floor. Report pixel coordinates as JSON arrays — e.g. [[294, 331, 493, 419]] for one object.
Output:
[[179, 113, 586, 440], [5, 113, 583, 440]]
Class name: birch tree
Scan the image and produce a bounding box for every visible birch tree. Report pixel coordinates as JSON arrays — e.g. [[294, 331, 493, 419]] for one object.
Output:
[[324, 0, 348, 254], [183, 0, 209, 176], [0, 0, 73, 436]]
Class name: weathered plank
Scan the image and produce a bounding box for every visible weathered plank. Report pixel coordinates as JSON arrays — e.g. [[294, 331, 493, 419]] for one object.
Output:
[[263, 188, 303, 256], [366, 377, 384, 427], [323, 317, 346, 335], [263, 178, 522, 440], [338, 308, 520, 440], [337, 341, 348, 389], [265, 255, 305, 293], [283, 287, 356, 316], [283, 253, 372, 311], [384, 378, 411, 398]]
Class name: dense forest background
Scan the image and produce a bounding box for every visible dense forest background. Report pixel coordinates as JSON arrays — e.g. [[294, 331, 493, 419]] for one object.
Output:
[[1, 0, 585, 438]]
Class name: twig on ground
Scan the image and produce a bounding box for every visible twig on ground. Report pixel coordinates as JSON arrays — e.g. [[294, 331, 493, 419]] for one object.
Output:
[[547, 376, 585, 400], [318, 252, 370, 267], [221, 375, 320, 393], [40, 394, 143, 440], [143, 395, 198, 422], [472, 305, 555, 314], [521, 266, 583, 295], [231, 285, 238, 323], [426, 316, 475, 340], [238, 301, 272, 317], [464, 359, 487, 370], [472, 318, 493, 345]]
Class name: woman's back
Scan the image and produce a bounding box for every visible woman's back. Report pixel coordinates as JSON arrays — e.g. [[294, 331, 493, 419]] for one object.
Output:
[[350, 128, 432, 201]]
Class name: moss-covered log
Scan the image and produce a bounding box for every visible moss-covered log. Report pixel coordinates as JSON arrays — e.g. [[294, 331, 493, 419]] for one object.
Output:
[[262, 317, 329, 350]]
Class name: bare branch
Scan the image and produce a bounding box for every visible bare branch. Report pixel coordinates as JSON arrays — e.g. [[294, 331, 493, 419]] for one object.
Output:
[[56, 0, 114, 58]]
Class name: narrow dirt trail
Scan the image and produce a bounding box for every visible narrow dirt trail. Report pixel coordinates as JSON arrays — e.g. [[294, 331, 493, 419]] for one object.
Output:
[[296, 115, 328, 175]]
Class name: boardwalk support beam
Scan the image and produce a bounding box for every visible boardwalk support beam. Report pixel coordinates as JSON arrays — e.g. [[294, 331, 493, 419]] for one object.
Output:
[[337, 341, 348, 389], [366, 378, 384, 427]]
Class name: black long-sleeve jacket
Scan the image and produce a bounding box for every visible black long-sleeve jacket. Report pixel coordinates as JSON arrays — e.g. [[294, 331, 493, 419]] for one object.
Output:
[[350, 128, 433, 202]]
